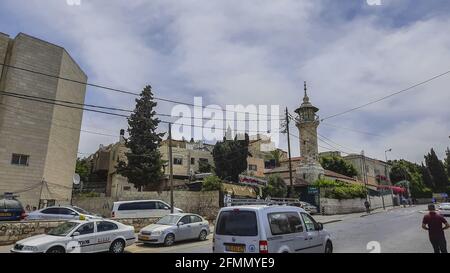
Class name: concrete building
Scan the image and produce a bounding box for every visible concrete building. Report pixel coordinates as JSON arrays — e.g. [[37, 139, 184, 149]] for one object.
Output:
[[343, 153, 392, 186], [0, 33, 87, 208]]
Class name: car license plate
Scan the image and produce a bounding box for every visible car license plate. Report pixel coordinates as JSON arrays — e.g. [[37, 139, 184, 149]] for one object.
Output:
[[0, 213, 12, 217], [138, 235, 149, 240], [225, 244, 245, 253]]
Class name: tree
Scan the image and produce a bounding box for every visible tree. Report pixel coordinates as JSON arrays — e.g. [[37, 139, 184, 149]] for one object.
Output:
[[202, 175, 223, 191], [389, 159, 432, 199], [213, 134, 249, 182], [266, 149, 283, 168], [445, 147, 450, 178], [262, 175, 287, 198], [198, 160, 212, 173], [424, 148, 448, 192], [320, 156, 358, 178], [75, 158, 89, 183], [420, 163, 434, 190], [116, 85, 165, 190]]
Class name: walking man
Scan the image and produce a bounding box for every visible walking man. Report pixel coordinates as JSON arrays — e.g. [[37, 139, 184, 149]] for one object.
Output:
[[422, 204, 450, 253], [364, 200, 371, 214]]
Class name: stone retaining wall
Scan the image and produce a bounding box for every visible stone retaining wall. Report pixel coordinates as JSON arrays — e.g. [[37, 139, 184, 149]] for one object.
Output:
[[0, 218, 159, 246], [320, 193, 394, 215], [72, 190, 220, 220]]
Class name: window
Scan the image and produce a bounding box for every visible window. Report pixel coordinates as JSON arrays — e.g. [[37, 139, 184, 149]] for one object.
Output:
[[249, 164, 257, 171], [199, 158, 208, 163], [11, 154, 29, 166], [190, 215, 203, 223], [191, 158, 195, 165], [140, 201, 156, 210], [59, 208, 77, 216], [118, 202, 149, 211], [216, 211, 258, 236], [174, 158, 183, 165], [301, 213, 318, 231], [156, 202, 169, 210], [180, 216, 191, 224], [268, 212, 303, 235], [41, 208, 60, 214], [123, 186, 131, 191], [97, 221, 118, 232], [76, 222, 94, 235]]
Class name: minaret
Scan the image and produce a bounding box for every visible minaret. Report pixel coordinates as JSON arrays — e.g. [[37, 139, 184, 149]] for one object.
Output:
[[294, 82, 324, 184]]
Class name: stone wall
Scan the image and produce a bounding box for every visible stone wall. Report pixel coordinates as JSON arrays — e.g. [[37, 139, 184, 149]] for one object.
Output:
[[72, 190, 221, 220], [320, 193, 393, 215], [0, 217, 159, 246]]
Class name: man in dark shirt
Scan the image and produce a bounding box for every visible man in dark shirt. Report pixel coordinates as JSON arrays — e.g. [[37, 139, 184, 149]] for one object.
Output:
[[422, 204, 450, 253]]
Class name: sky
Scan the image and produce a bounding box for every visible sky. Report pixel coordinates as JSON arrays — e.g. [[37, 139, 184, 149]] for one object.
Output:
[[1, 0, 449, 164]]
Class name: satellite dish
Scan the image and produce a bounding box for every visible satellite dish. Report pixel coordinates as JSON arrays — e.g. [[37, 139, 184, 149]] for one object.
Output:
[[73, 174, 81, 185]]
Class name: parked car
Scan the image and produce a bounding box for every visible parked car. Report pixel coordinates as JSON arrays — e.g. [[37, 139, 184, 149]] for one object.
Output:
[[25, 206, 101, 221], [111, 200, 183, 219], [299, 201, 319, 215], [11, 219, 135, 253], [438, 203, 450, 216], [138, 213, 210, 246], [0, 198, 26, 221], [213, 205, 332, 253]]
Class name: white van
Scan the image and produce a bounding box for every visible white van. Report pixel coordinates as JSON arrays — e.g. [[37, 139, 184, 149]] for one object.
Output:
[[213, 205, 332, 253], [111, 200, 183, 219]]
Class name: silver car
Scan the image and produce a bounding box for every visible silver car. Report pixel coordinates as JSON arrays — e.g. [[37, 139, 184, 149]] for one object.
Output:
[[439, 203, 450, 216], [138, 213, 210, 246], [26, 206, 101, 221]]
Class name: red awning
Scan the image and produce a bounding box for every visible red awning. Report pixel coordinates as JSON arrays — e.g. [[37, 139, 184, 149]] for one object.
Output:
[[377, 185, 406, 194]]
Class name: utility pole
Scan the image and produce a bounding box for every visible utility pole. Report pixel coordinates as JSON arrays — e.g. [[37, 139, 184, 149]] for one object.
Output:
[[168, 123, 174, 213], [361, 151, 370, 204], [285, 107, 294, 198]]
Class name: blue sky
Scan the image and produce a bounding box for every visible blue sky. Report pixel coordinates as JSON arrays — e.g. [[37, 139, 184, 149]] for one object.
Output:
[[1, 0, 450, 163]]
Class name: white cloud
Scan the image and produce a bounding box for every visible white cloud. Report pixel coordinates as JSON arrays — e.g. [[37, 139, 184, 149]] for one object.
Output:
[[1, 0, 449, 163]]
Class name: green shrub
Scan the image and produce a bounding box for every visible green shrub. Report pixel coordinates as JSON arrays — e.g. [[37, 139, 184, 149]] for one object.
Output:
[[262, 175, 287, 198], [202, 175, 223, 191], [314, 179, 367, 200]]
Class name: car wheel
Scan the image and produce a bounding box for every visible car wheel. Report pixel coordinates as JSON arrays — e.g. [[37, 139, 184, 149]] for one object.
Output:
[[110, 239, 125, 253], [46, 246, 65, 254], [164, 233, 175, 246], [198, 230, 207, 241], [325, 241, 333, 253]]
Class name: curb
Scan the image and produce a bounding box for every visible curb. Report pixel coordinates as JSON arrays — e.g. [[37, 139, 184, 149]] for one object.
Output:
[[322, 219, 342, 225]]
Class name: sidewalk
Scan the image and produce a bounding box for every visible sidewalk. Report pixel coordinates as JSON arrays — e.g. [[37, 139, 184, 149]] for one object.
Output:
[[313, 206, 399, 224]]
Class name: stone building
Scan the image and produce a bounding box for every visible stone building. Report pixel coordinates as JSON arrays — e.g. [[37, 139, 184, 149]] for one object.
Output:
[[0, 33, 87, 208], [343, 153, 391, 185], [294, 82, 325, 184]]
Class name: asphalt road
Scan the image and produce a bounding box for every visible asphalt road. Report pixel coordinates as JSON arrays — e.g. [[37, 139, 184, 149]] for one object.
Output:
[[127, 204, 443, 253], [1, 205, 445, 253]]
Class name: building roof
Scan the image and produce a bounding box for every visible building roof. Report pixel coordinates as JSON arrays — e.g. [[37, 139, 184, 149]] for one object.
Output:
[[324, 170, 356, 181], [280, 156, 304, 163]]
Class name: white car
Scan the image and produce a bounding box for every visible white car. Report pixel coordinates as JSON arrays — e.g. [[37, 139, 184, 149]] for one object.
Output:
[[11, 219, 136, 253], [213, 205, 333, 253], [111, 200, 183, 219], [26, 206, 101, 221], [439, 203, 450, 216]]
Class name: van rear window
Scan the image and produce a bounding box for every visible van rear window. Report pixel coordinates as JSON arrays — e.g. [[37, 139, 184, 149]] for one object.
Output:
[[216, 210, 257, 236]]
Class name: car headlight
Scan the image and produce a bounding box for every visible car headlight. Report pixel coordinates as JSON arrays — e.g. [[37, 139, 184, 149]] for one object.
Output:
[[151, 230, 163, 236], [23, 246, 39, 252]]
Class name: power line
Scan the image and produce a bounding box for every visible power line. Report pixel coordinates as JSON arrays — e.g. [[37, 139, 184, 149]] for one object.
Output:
[[321, 122, 384, 137], [0, 62, 283, 117], [0, 89, 282, 134], [0, 103, 119, 138], [321, 69, 450, 121]]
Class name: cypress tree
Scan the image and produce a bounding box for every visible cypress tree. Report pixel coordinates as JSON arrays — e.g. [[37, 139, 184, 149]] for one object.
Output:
[[116, 85, 165, 191], [424, 148, 447, 192]]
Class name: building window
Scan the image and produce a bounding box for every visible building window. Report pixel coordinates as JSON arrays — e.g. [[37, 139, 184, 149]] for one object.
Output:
[[174, 158, 183, 165], [199, 158, 209, 163], [123, 186, 131, 191], [191, 158, 195, 165], [249, 164, 257, 171], [11, 154, 29, 166]]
